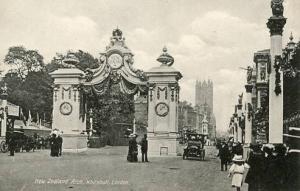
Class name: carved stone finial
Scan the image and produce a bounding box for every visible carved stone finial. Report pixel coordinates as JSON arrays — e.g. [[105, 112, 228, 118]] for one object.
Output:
[[157, 46, 174, 66], [63, 52, 79, 67], [112, 28, 123, 41]]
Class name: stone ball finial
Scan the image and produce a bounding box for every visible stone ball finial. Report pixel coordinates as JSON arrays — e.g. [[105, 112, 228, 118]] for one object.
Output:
[[163, 46, 167, 53], [157, 46, 174, 66]]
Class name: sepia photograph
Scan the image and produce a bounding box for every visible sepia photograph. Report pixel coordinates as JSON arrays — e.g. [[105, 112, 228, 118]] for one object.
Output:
[[0, 0, 299, 190]]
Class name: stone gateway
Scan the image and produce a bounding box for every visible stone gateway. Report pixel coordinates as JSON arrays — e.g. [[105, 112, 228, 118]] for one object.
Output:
[[50, 29, 182, 155]]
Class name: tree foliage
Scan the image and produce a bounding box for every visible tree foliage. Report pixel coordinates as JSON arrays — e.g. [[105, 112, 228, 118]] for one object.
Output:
[[4, 46, 44, 79], [1, 71, 53, 122], [46, 50, 99, 73], [87, 83, 135, 139]]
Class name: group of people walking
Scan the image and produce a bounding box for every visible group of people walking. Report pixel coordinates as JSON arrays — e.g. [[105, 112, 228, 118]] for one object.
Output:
[[218, 141, 299, 191], [217, 141, 243, 171], [49, 132, 63, 157], [127, 133, 149, 163]]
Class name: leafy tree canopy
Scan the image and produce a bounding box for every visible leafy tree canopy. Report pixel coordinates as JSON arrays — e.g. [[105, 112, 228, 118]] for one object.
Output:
[[46, 50, 99, 73], [4, 46, 44, 80]]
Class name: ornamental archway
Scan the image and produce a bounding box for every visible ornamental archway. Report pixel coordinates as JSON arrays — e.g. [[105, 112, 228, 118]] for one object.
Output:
[[50, 29, 182, 155]]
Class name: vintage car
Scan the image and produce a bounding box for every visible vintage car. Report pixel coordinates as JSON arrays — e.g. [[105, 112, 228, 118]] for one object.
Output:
[[182, 133, 206, 161]]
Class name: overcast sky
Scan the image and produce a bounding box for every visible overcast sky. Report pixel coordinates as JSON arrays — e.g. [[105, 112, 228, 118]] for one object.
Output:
[[0, 0, 299, 132]]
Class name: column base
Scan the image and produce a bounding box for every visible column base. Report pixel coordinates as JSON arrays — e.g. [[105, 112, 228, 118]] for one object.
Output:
[[62, 134, 88, 153], [147, 132, 179, 156]]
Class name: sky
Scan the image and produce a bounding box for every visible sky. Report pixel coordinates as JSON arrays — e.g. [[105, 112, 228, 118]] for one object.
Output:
[[0, 0, 299, 132]]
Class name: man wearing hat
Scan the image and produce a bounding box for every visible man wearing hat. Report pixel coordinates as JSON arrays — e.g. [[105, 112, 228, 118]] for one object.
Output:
[[140, 134, 149, 162], [217, 141, 230, 171], [245, 143, 264, 191]]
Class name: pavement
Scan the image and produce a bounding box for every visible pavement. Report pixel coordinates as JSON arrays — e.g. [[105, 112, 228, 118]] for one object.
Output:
[[0, 146, 248, 191]]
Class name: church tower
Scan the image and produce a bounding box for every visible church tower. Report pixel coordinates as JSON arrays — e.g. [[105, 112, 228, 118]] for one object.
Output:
[[195, 80, 213, 112]]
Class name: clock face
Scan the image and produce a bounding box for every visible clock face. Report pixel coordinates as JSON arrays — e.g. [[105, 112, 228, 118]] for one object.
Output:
[[60, 102, 72, 115], [108, 54, 123, 69], [155, 102, 169, 117]]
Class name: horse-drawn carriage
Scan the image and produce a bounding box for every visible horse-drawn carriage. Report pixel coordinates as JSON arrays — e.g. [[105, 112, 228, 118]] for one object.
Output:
[[182, 133, 206, 161], [0, 130, 36, 153]]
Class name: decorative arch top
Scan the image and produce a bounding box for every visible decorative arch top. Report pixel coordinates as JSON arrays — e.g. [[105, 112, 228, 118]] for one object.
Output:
[[83, 28, 147, 96]]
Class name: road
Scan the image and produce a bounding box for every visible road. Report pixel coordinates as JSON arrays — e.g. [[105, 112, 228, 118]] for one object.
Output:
[[0, 146, 248, 191]]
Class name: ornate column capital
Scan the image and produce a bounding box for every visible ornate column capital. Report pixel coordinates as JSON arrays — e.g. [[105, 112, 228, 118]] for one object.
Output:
[[245, 84, 253, 93], [267, 17, 286, 36], [267, 0, 286, 36]]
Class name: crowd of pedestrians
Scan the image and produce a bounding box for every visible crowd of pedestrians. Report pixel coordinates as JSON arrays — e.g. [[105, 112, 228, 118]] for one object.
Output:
[[218, 141, 300, 191]]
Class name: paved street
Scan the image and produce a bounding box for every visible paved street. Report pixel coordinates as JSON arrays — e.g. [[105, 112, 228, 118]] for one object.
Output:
[[0, 146, 248, 191]]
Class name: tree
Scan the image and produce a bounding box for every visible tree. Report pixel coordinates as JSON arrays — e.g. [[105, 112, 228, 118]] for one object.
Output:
[[2, 71, 53, 122], [46, 50, 99, 73], [87, 83, 135, 145], [4, 46, 44, 80]]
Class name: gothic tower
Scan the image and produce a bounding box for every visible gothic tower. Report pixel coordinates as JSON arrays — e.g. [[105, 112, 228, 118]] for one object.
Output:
[[195, 80, 213, 112]]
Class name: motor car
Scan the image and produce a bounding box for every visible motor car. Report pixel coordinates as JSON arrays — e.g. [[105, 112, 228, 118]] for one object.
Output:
[[182, 133, 206, 161]]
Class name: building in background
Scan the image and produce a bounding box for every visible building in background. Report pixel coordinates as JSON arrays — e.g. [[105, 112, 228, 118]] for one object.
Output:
[[195, 80, 216, 142]]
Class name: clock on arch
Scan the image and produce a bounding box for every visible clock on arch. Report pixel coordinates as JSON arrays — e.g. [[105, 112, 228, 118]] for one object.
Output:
[[108, 53, 123, 69]]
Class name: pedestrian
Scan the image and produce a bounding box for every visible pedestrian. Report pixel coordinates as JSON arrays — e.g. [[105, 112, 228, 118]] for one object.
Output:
[[57, 133, 63, 156], [262, 144, 275, 190], [228, 155, 249, 191], [217, 142, 230, 171], [286, 149, 300, 190], [49, 132, 59, 157], [140, 134, 149, 162], [264, 144, 288, 191], [232, 142, 243, 156], [245, 143, 264, 191], [8, 132, 15, 156], [127, 134, 138, 162]]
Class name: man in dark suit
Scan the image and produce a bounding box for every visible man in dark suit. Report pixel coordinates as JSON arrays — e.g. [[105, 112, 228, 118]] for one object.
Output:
[[57, 134, 63, 156], [8, 132, 16, 156], [217, 142, 230, 171], [141, 134, 149, 162]]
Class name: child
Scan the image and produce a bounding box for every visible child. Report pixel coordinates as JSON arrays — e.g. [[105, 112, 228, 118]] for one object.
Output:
[[228, 155, 249, 191]]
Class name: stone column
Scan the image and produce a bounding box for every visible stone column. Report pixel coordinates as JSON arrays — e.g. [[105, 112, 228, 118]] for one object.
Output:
[[266, 0, 286, 143], [245, 84, 253, 143], [0, 83, 8, 137], [234, 117, 238, 142], [257, 90, 261, 108], [237, 104, 243, 143], [50, 66, 87, 153], [146, 47, 182, 156]]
